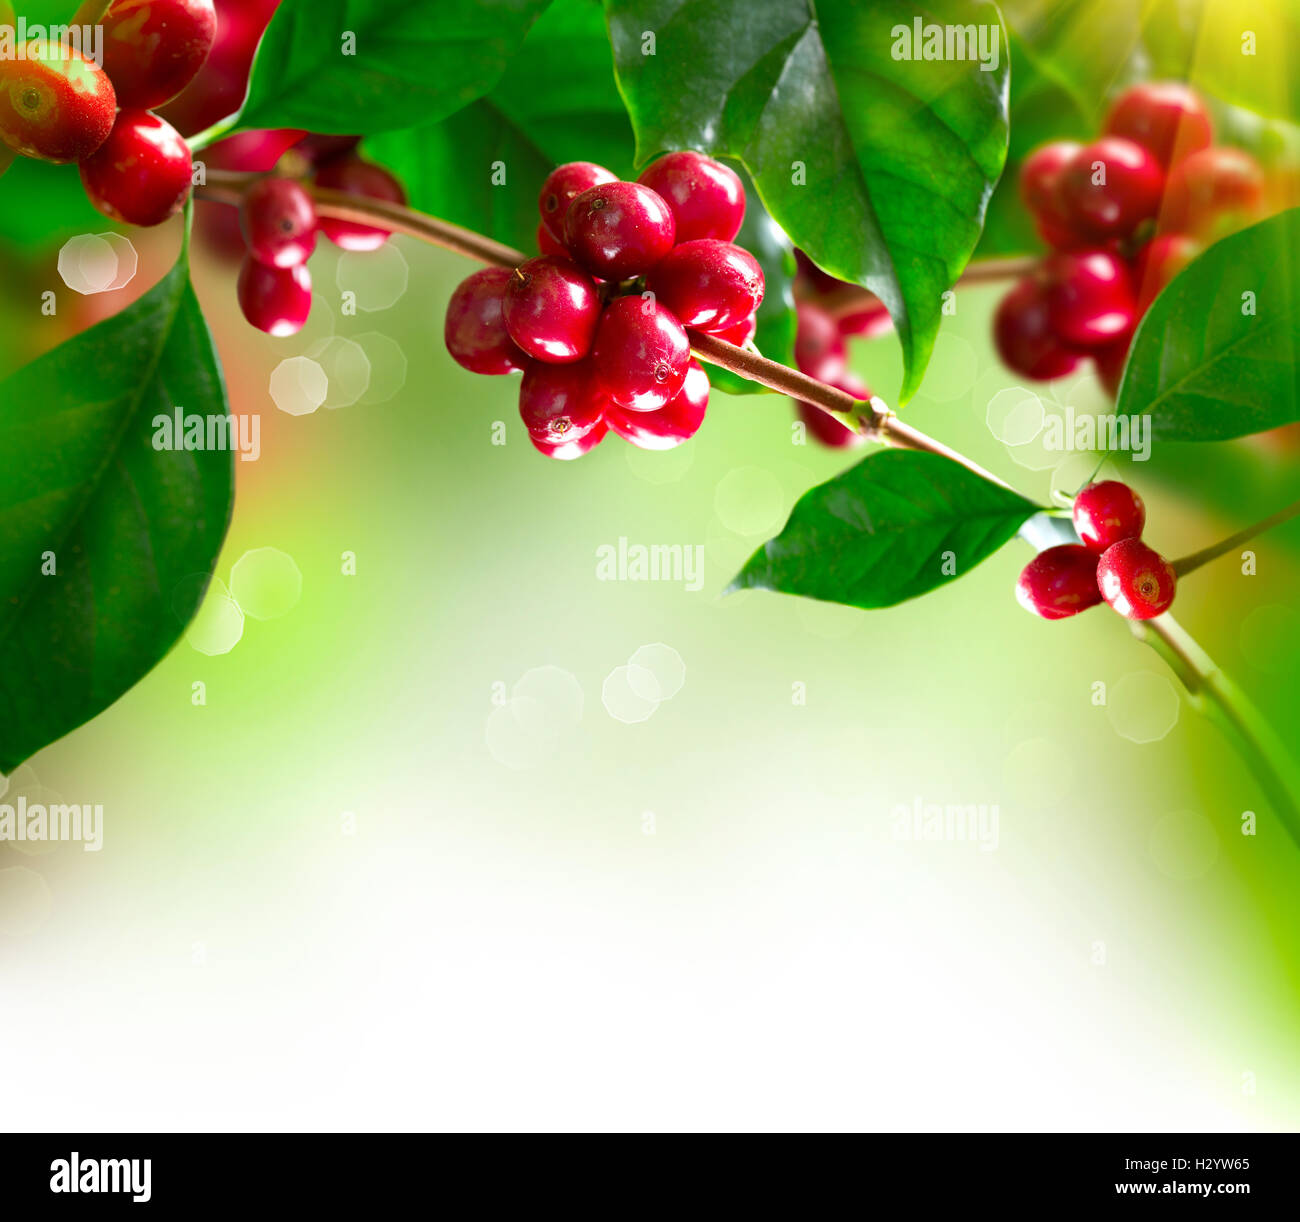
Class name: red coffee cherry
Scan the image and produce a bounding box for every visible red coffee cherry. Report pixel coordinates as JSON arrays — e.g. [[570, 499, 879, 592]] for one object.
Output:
[[101, 0, 218, 111], [1104, 81, 1213, 169], [240, 176, 317, 268], [837, 300, 892, 338], [794, 248, 842, 295], [237, 257, 312, 336], [636, 150, 746, 242], [503, 256, 602, 363], [444, 267, 527, 376], [532, 418, 608, 461], [711, 313, 757, 347], [797, 370, 872, 449], [158, 0, 279, 136], [591, 295, 690, 411], [292, 133, 361, 167], [518, 360, 607, 445], [793, 301, 846, 382], [606, 359, 710, 450], [536, 222, 568, 258], [1093, 335, 1131, 398], [538, 160, 616, 242], [314, 156, 405, 251], [1042, 250, 1137, 347], [563, 181, 676, 280], [1055, 137, 1165, 240], [1162, 147, 1265, 237], [1019, 140, 1086, 249], [646, 239, 764, 331], [0, 39, 116, 163], [1097, 538, 1177, 619], [993, 278, 1082, 380], [80, 110, 193, 227], [1072, 480, 1146, 553], [1016, 544, 1103, 619], [1132, 232, 1200, 311]]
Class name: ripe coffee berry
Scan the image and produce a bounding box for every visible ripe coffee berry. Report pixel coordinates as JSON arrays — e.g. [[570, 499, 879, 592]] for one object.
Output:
[[1105, 82, 1213, 169], [1097, 538, 1177, 619], [518, 361, 607, 445], [80, 110, 193, 227], [444, 267, 527, 376], [240, 176, 318, 267], [538, 161, 616, 242], [837, 300, 893, 339], [533, 419, 608, 461], [563, 181, 676, 280], [636, 151, 746, 243], [1016, 545, 1103, 620], [712, 313, 757, 347], [606, 359, 710, 450], [591, 295, 690, 412], [1093, 335, 1131, 398], [993, 278, 1081, 381], [1162, 147, 1265, 236], [237, 257, 312, 336], [646, 239, 764, 331], [1072, 480, 1146, 553], [503, 256, 601, 363], [1056, 137, 1165, 240], [1042, 249, 1137, 347], [314, 156, 406, 251], [101, 0, 218, 111], [1133, 232, 1200, 311], [793, 302, 846, 382], [1019, 140, 1084, 249], [536, 222, 568, 258], [0, 39, 116, 163]]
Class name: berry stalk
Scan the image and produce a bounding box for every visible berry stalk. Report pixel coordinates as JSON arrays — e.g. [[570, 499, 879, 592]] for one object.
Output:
[[70, 0, 114, 24], [1170, 497, 1300, 578]]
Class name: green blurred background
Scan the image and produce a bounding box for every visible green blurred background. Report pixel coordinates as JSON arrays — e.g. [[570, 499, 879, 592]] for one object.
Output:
[[0, 220, 1297, 1129]]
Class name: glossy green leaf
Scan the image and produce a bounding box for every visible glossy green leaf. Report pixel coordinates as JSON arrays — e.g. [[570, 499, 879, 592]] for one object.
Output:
[[605, 0, 1010, 404], [237, 0, 553, 135], [1118, 209, 1300, 442], [367, 0, 634, 253], [730, 450, 1041, 609], [0, 249, 234, 772]]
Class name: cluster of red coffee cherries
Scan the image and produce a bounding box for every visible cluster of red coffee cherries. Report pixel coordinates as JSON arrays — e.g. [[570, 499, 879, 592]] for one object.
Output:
[[1018, 480, 1177, 621], [0, 0, 212, 225], [997, 81, 1266, 394], [443, 152, 764, 458]]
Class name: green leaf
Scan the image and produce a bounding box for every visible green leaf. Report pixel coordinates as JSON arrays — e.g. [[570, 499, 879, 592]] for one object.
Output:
[[0, 248, 234, 772], [1119, 209, 1300, 443], [730, 450, 1041, 609], [701, 168, 796, 395], [367, 0, 634, 253], [605, 0, 1010, 404], [237, 0, 553, 135]]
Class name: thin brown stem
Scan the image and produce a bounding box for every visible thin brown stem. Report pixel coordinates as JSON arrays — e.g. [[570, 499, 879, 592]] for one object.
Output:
[[71, 0, 113, 25], [808, 255, 1039, 320], [1171, 498, 1300, 577]]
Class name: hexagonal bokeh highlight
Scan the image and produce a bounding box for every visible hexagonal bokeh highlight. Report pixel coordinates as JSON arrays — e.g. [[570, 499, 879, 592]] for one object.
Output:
[[1106, 671, 1180, 744], [627, 644, 686, 702], [229, 548, 302, 621], [336, 244, 409, 312], [57, 233, 138, 295], [353, 331, 408, 405], [270, 356, 328, 416], [306, 336, 372, 409], [602, 665, 660, 724], [512, 665, 584, 727], [186, 586, 245, 656]]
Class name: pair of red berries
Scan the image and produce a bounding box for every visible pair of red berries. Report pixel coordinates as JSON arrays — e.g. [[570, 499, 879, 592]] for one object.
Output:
[[0, 2, 221, 226], [1018, 480, 1177, 621], [235, 150, 407, 336], [444, 151, 765, 458], [789, 298, 892, 448], [997, 81, 1265, 393]]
